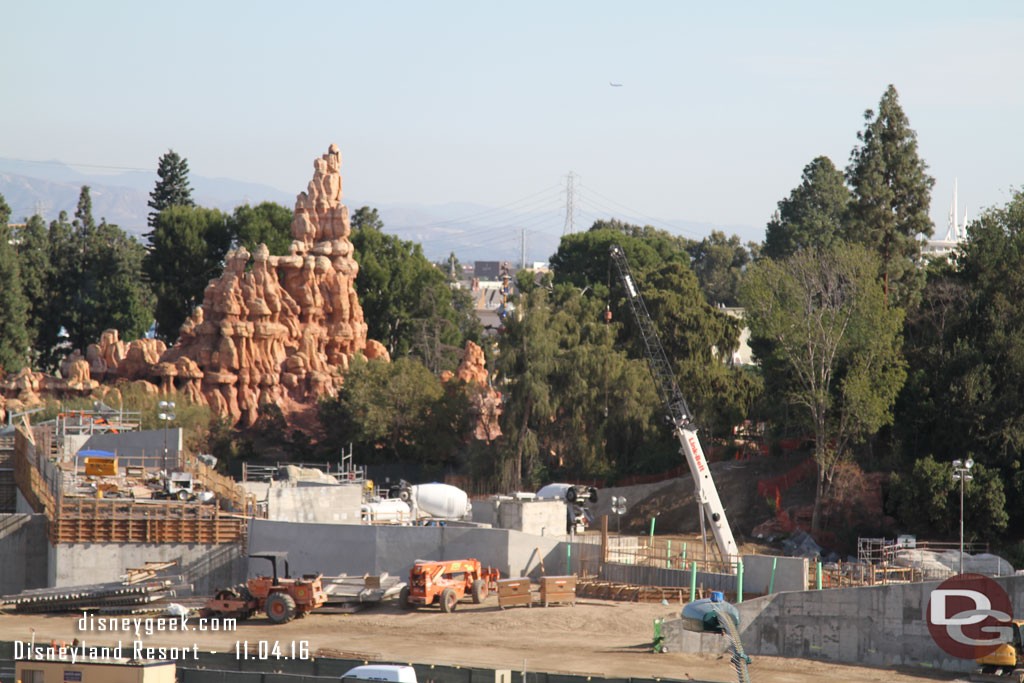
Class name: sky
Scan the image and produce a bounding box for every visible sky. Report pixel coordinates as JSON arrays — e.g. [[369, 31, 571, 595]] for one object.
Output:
[[3, 0, 1023, 244]]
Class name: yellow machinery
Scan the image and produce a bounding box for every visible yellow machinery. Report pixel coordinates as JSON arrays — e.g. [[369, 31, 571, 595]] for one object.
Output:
[[977, 620, 1024, 679], [84, 456, 118, 476]]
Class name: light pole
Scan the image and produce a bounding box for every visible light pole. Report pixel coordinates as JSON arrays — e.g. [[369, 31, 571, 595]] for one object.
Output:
[[158, 401, 176, 472], [952, 458, 974, 575]]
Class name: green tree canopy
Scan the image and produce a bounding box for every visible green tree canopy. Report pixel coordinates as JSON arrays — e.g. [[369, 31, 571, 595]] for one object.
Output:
[[685, 231, 756, 307], [50, 187, 155, 352], [318, 355, 470, 466], [228, 201, 294, 256], [12, 214, 52, 352], [763, 156, 849, 260], [895, 190, 1024, 534], [350, 206, 481, 371], [0, 194, 31, 372], [148, 150, 195, 228], [740, 244, 906, 530], [845, 85, 935, 307], [495, 283, 666, 490], [144, 205, 233, 341], [549, 220, 756, 440], [888, 455, 1007, 542]]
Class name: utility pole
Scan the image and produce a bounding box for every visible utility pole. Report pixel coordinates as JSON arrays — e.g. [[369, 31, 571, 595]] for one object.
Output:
[[563, 172, 577, 236], [520, 228, 526, 270]]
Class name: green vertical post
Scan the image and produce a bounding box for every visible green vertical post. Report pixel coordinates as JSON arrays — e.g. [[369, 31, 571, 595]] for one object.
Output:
[[816, 560, 823, 590], [682, 542, 687, 566], [649, 516, 656, 545], [689, 561, 697, 599], [567, 543, 572, 575], [768, 556, 778, 594], [737, 560, 744, 603], [653, 618, 664, 653], [667, 540, 672, 568]]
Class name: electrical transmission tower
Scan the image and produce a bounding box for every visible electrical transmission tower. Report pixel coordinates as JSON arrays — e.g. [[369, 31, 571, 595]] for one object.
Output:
[[563, 171, 577, 236]]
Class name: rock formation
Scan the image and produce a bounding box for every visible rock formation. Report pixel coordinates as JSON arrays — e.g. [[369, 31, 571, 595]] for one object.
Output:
[[0, 144, 372, 427], [0, 144, 502, 443], [442, 341, 503, 442]]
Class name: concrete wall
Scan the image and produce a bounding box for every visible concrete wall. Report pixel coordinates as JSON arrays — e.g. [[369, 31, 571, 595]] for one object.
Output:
[[742, 554, 808, 593], [664, 574, 1024, 673], [47, 541, 246, 594], [242, 482, 362, 524], [248, 520, 568, 579], [472, 498, 567, 537], [0, 514, 49, 594]]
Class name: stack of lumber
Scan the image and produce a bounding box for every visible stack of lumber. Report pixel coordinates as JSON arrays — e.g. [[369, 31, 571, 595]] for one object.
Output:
[[576, 578, 688, 603]]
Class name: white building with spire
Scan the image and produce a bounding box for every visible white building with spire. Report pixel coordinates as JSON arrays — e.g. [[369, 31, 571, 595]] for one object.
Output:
[[923, 178, 968, 260]]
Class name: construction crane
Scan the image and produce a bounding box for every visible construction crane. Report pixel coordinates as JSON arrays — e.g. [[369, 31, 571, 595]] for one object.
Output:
[[608, 244, 739, 567]]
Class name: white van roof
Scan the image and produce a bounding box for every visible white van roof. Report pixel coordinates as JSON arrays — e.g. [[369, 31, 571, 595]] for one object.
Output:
[[342, 664, 418, 683]]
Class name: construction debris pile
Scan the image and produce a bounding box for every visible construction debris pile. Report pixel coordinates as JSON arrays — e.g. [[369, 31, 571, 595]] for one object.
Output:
[[319, 573, 406, 613], [0, 561, 193, 615]]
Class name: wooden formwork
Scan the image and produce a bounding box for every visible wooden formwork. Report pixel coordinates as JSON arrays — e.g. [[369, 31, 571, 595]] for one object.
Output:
[[48, 498, 247, 545], [576, 578, 690, 603]]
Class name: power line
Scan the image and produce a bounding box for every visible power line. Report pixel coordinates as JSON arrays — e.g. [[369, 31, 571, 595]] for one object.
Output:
[[0, 156, 155, 173], [418, 183, 563, 228], [578, 182, 705, 238]]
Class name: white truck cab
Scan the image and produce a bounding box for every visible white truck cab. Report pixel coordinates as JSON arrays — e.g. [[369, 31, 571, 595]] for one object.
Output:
[[341, 665, 418, 683]]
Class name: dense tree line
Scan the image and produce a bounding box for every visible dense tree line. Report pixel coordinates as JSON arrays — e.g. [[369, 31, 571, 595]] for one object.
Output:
[[6, 88, 1024, 556]]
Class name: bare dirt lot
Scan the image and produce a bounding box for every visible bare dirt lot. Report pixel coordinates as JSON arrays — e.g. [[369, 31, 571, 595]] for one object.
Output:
[[0, 598, 959, 683]]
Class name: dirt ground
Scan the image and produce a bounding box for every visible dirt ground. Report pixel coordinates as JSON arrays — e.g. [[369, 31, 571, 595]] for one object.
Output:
[[0, 598, 962, 683]]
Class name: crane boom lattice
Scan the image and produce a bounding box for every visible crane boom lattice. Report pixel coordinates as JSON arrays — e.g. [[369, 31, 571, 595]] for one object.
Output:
[[608, 244, 740, 567]]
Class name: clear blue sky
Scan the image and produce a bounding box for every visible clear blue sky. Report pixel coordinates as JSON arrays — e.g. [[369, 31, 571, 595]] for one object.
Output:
[[3, 0, 1022, 241]]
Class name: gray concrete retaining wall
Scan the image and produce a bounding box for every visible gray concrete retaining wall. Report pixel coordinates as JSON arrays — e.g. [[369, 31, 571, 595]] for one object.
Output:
[[255, 482, 362, 524], [0, 514, 48, 594], [248, 520, 569, 579], [47, 541, 246, 594], [664, 574, 1024, 673], [741, 554, 807, 593], [472, 498, 568, 537]]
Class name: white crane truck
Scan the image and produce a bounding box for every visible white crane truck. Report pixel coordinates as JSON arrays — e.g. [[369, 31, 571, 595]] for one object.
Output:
[[609, 244, 739, 568]]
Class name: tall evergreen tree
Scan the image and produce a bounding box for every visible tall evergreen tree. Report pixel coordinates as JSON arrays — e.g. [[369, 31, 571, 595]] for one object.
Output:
[[144, 205, 232, 341], [763, 156, 849, 260], [75, 185, 95, 233], [40, 211, 77, 369], [0, 194, 31, 372], [148, 150, 195, 228], [845, 85, 935, 307], [13, 214, 52, 351]]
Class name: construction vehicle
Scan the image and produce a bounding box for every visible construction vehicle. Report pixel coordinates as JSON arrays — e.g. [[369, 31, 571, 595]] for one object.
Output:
[[609, 244, 739, 568], [399, 559, 499, 613], [201, 552, 327, 624], [976, 620, 1024, 681]]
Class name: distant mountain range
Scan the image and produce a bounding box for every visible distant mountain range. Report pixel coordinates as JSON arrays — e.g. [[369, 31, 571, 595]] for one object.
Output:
[[0, 159, 760, 264]]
